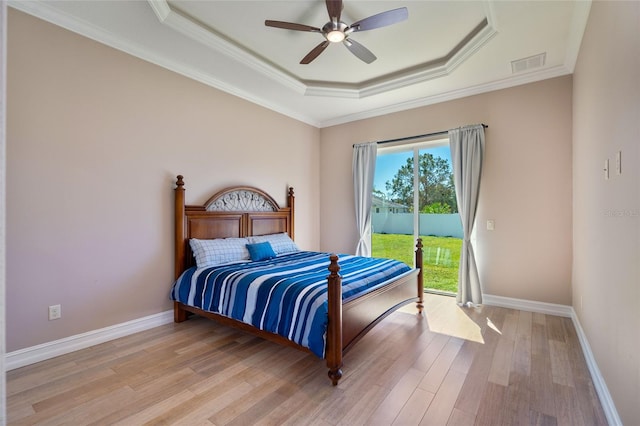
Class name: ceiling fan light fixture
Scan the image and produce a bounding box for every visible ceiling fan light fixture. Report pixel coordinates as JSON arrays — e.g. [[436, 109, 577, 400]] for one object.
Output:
[[265, 1, 408, 64], [326, 30, 345, 43]]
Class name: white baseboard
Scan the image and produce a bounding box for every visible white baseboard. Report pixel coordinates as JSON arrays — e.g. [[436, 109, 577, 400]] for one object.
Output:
[[483, 293, 620, 426], [5, 310, 174, 371], [570, 310, 622, 426], [483, 294, 573, 317]]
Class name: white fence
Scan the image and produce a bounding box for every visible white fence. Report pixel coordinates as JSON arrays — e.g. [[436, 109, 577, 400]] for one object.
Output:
[[372, 213, 463, 238]]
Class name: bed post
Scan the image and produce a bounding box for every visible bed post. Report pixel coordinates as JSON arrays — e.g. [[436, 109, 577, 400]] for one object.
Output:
[[288, 187, 295, 240], [326, 255, 343, 386], [174, 175, 188, 323], [416, 238, 424, 314]]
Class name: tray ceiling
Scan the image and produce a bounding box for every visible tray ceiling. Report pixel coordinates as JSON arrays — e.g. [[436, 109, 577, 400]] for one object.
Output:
[[9, 0, 591, 127]]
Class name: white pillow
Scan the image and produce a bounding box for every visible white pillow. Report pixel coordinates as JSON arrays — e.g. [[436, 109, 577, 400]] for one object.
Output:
[[189, 237, 250, 268], [248, 233, 299, 255]]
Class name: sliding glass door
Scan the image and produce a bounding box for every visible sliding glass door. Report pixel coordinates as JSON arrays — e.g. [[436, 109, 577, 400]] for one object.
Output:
[[372, 139, 462, 295]]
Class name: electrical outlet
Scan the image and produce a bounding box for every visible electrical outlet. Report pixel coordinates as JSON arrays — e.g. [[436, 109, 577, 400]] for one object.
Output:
[[49, 304, 61, 320]]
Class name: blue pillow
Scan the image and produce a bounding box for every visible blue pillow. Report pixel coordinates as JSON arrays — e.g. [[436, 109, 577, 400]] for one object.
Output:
[[246, 241, 277, 261]]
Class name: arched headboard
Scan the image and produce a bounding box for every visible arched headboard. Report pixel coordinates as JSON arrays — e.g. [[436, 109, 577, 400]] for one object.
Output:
[[174, 175, 295, 278]]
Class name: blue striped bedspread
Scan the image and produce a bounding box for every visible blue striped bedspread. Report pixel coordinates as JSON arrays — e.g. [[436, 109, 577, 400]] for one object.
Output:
[[170, 251, 413, 358]]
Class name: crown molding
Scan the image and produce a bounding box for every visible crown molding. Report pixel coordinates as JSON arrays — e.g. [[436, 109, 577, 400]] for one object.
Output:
[[151, 0, 497, 99], [8, 0, 587, 129], [305, 20, 497, 100], [319, 64, 571, 127], [359, 22, 497, 99], [147, 0, 307, 95]]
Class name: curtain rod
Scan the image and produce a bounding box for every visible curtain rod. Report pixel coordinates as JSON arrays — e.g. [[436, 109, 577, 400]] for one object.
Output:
[[373, 123, 488, 146]]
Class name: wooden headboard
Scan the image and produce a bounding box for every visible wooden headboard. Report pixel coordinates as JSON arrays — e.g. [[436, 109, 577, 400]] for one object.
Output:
[[174, 175, 295, 279]]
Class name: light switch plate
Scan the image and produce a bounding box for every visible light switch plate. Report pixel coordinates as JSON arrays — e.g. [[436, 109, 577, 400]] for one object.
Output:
[[49, 304, 61, 320]]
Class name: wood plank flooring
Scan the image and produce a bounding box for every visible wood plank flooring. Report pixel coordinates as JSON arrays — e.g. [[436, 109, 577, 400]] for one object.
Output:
[[7, 294, 607, 425]]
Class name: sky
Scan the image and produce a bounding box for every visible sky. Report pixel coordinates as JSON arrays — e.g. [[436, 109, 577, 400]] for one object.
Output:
[[374, 145, 452, 195]]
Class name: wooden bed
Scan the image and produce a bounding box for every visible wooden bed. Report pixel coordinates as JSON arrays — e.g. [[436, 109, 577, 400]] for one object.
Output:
[[173, 175, 424, 385]]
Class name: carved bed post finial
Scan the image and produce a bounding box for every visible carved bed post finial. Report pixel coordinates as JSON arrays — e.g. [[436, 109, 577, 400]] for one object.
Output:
[[326, 254, 343, 385], [415, 238, 424, 314]]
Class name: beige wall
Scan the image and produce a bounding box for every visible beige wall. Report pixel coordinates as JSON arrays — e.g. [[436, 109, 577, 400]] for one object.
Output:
[[572, 2, 640, 424], [6, 9, 321, 352], [320, 76, 573, 305], [1, 0, 7, 422]]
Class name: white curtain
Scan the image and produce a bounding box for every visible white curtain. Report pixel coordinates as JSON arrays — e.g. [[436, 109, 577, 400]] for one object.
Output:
[[449, 125, 485, 306], [352, 142, 377, 256]]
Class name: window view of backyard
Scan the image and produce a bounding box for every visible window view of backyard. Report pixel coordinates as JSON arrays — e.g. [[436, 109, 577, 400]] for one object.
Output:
[[372, 142, 462, 294]]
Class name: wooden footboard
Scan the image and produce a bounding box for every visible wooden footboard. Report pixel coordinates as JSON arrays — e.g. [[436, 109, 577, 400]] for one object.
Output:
[[324, 241, 423, 385]]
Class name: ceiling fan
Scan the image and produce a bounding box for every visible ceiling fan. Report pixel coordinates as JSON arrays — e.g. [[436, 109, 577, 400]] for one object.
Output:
[[265, 0, 408, 65]]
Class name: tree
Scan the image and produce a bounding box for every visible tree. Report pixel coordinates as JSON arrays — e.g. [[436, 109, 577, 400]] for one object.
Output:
[[421, 202, 452, 214], [385, 153, 457, 213]]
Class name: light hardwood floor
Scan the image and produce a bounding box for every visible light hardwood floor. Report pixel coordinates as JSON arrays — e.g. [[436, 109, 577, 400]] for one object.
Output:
[[7, 294, 607, 425]]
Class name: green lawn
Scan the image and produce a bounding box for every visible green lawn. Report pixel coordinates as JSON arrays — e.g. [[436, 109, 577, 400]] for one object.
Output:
[[372, 233, 461, 293]]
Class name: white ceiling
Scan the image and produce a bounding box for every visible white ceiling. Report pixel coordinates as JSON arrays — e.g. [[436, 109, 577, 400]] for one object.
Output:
[[9, 0, 591, 128]]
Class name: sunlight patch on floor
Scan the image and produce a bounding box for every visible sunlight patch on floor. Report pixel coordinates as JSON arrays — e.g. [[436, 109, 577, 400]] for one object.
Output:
[[399, 294, 485, 343], [486, 317, 502, 335]]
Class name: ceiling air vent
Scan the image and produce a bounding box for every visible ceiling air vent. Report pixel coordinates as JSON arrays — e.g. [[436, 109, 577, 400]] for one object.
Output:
[[511, 52, 546, 73]]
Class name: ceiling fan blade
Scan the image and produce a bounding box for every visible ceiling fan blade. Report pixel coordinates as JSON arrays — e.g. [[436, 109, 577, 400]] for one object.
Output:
[[343, 39, 376, 64], [348, 7, 408, 32], [326, 0, 342, 22], [301, 41, 331, 64], [265, 20, 321, 33]]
